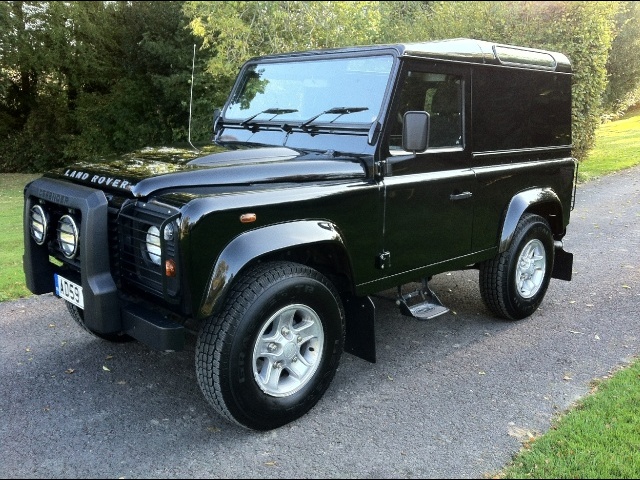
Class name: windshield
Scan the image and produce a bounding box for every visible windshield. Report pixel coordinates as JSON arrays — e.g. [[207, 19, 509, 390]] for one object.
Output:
[[225, 55, 394, 126]]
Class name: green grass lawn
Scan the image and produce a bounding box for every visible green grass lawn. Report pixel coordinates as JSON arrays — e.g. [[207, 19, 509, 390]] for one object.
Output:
[[0, 173, 40, 302], [497, 360, 640, 478], [578, 107, 640, 182]]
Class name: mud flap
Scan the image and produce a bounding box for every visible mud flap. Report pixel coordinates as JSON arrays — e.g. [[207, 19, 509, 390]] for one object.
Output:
[[552, 245, 573, 281], [343, 295, 376, 363]]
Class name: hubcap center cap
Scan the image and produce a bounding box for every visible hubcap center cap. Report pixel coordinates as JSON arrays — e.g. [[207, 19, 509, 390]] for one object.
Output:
[[284, 342, 297, 359]]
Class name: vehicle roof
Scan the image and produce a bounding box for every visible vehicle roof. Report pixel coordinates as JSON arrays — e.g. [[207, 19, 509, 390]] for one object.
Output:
[[251, 38, 572, 73]]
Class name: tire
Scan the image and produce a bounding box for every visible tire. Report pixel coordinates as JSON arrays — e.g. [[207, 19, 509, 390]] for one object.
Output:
[[65, 301, 132, 343], [195, 261, 345, 431], [479, 213, 554, 320]]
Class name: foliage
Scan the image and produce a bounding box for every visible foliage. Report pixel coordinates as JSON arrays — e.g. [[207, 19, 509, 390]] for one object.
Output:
[[182, 1, 383, 109], [0, 1, 205, 172], [0, 1, 636, 171], [603, 1, 640, 117], [183, 1, 622, 161]]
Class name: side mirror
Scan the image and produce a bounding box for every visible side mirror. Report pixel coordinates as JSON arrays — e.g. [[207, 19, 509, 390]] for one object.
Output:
[[402, 111, 430, 152]]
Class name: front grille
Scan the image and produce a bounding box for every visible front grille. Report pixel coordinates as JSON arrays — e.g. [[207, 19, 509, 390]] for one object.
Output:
[[27, 185, 180, 304], [107, 206, 121, 280]]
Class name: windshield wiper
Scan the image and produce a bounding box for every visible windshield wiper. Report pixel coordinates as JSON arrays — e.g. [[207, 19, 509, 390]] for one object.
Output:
[[240, 108, 298, 128], [300, 106, 369, 129]]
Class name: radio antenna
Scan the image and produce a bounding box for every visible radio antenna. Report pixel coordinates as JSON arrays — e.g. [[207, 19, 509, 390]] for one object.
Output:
[[188, 43, 199, 152]]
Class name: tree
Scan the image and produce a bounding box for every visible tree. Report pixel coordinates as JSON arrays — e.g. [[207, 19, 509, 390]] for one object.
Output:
[[0, 1, 632, 171], [0, 1, 203, 172], [0, 1, 112, 170], [183, 1, 382, 109], [603, 1, 640, 116]]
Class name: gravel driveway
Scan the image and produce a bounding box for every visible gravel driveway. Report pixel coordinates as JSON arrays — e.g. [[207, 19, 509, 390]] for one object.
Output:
[[1, 165, 639, 479]]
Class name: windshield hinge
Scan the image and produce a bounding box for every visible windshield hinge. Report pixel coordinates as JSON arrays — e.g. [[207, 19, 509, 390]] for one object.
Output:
[[375, 160, 387, 178]]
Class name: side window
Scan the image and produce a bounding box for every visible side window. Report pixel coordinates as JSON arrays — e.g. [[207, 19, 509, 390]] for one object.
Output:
[[389, 71, 463, 152]]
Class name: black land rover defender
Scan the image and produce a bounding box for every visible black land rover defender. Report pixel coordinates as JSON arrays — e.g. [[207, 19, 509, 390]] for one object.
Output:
[[24, 38, 576, 430]]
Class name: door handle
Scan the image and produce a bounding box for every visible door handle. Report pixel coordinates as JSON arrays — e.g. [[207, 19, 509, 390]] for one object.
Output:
[[449, 191, 473, 201]]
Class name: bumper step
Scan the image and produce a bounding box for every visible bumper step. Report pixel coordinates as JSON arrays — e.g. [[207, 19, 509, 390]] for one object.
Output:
[[122, 303, 185, 351]]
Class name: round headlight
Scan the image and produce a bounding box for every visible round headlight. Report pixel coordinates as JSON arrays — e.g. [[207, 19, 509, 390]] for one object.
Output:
[[163, 222, 174, 241], [30, 205, 49, 245], [58, 214, 79, 258], [145, 225, 162, 265]]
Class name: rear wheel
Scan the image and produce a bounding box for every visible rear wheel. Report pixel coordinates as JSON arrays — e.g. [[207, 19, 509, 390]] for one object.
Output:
[[479, 214, 554, 320], [195, 261, 345, 430]]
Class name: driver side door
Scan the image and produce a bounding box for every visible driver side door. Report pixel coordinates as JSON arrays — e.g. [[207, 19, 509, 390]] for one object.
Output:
[[379, 61, 475, 276]]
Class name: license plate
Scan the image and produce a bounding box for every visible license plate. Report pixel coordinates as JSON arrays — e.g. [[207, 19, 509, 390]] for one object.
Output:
[[54, 274, 84, 309]]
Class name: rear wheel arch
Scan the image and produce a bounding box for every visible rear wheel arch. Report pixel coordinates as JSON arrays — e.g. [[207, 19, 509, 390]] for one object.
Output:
[[499, 188, 564, 253]]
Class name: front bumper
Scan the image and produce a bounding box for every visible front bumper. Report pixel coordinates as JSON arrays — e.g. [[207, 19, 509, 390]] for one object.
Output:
[[24, 177, 184, 350]]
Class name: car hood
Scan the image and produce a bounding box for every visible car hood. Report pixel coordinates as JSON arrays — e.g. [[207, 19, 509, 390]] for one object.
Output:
[[47, 144, 368, 197]]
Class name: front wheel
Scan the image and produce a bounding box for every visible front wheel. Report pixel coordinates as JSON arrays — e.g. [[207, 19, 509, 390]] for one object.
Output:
[[479, 213, 554, 320], [65, 301, 132, 342], [195, 261, 345, 430]]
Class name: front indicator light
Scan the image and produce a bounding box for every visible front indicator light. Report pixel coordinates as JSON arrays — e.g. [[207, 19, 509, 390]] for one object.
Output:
[[165, 259, 176, 277], [240, 213, 257, 223]]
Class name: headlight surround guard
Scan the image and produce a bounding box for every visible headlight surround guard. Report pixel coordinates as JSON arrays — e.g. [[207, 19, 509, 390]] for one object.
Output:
[[118, 200, 181, 301]]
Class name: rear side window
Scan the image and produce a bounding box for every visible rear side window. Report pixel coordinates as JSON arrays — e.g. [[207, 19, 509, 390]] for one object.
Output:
[[472, 67, 571, 151]]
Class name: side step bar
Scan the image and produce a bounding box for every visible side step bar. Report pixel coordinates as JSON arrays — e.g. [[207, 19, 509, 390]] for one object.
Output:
[[397, 279, 449, 320]]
